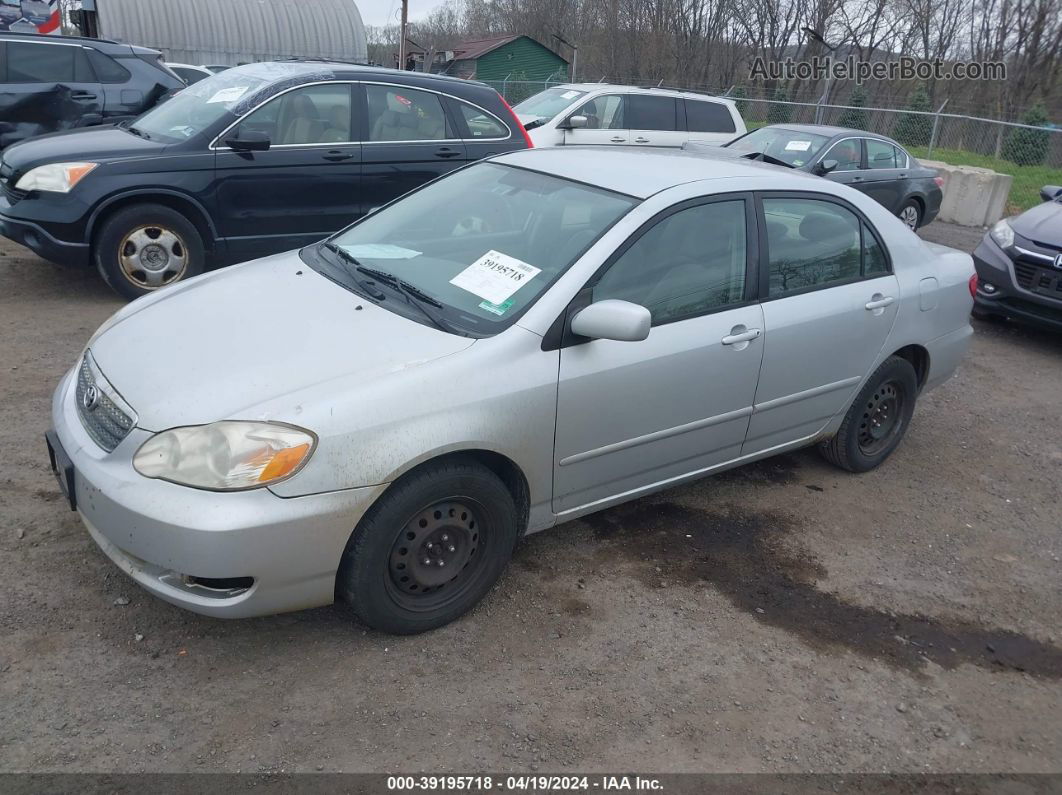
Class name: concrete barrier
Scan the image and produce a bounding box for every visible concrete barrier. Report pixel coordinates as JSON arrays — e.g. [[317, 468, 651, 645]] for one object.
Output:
[[921, 159, 1013, 227]]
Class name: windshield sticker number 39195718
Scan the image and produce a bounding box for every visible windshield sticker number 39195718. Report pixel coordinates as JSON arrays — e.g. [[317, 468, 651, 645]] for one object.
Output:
[[450, 250, 542, 306]]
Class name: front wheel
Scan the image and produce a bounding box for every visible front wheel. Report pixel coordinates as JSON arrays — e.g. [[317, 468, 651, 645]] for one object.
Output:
[[95, 203, 205, 300], [336, 458, 519, 634], [819, 356, 918, 473]]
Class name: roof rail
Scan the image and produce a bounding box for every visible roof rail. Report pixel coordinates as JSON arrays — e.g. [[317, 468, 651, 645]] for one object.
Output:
[[646, 84, 724, 98], [0, 30, 119, 45]]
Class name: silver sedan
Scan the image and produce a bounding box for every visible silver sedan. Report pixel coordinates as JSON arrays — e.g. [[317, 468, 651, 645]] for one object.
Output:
[[47, 147, 976, 634]]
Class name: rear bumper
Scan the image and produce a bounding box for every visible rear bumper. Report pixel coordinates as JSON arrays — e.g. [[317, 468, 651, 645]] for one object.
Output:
[[972, 237, 1062, 331]]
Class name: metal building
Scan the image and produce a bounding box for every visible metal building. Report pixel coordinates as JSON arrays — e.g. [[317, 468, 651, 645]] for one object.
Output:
[[87, 0, 366, 66]]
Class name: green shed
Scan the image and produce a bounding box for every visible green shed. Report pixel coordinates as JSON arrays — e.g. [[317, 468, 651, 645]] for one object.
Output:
[[443, 35, 569, 82]]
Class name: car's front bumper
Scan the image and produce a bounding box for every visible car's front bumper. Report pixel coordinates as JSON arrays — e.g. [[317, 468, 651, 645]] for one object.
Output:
[[50, 366, 386, 618], [972, 236, 1062, 331], [0, 198, 90, 267]]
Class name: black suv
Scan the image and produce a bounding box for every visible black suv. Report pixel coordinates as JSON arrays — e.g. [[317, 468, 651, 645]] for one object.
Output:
[[0, 32, 183, 150], [0, 60, 531, 299], [973, 185, 1062, 331]]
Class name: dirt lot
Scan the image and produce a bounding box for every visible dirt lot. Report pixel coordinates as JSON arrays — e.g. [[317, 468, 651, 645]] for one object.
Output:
[[1, 223, 1060, 775]]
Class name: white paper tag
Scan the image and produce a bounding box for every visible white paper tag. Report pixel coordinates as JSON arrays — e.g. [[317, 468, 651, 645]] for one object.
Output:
[[784, 140, 812, 152], [561, 90, 580, 99], [450, 250, 541, 305], [208, 86, 250, 104], [341, 244, 421, 259]]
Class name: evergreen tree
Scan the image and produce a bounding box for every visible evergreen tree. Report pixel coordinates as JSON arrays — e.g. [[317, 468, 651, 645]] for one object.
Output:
[[837, 85, 869, 130], [729, 86, 749, 118], [892, 84, 932, 147], [1002, 103, 1050, 166], [767, 85, 792, 124]]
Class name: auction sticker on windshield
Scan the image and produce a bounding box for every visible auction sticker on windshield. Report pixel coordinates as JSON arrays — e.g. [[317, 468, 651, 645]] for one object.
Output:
[[450, 251, 541, 305], [208, 86, 250, 104], [784, 140, 812, 151]]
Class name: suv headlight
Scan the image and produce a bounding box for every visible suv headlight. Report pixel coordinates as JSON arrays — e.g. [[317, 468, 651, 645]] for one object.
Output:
[[133, 421, 316, 490], [989, 219, 1014, 249], [15, 162, 98, 193]]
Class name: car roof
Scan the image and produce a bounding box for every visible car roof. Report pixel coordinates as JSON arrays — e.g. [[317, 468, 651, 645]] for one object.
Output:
[[548, 83, 737, 104], [226, 60, 495, 91], [493, 146, 824, 199], [770, 123, 899, 144]]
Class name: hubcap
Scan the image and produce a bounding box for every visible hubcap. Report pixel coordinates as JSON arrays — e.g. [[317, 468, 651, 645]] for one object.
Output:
[[388, 501, 479, 598], [901, 206, 919, 229], [118, 225, 188, 289], [858, 381, 903, 455]]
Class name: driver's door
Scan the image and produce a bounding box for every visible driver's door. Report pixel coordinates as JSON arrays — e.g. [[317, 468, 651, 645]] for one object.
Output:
[[552, 196, 764, 513], [561, 94, 630, 146]]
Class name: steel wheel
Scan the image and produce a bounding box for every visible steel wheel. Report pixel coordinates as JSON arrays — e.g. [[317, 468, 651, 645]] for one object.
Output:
[[857, 380, 905, 456], [386, 500, 484, 612], [900, 204, 920, 230], [118, 225, 189, 289]]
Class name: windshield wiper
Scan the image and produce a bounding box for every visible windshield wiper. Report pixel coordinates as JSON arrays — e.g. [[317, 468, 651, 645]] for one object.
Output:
[[319, 242, 386, 300], [354, 264, 463, 335]]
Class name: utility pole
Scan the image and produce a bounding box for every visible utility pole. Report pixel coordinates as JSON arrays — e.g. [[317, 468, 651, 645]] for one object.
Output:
[[398, 0, 409, 70]]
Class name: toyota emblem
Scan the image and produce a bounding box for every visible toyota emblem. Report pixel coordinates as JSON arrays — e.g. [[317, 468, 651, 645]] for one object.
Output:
[[82, 384, 101, 412]]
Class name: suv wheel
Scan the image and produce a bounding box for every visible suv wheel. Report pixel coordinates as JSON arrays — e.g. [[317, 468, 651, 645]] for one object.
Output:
[[95, 203, 204, 300]]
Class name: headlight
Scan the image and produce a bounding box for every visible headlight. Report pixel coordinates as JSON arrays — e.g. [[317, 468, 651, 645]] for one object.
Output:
[[133, 421, 316, 491], [15, 162, 98, 193], [989, 219, 1014, 249]]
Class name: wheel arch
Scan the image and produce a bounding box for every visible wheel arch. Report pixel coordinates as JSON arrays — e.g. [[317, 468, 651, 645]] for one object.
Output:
[[87, 190, 219, 256], [890, 343, 930, 391]]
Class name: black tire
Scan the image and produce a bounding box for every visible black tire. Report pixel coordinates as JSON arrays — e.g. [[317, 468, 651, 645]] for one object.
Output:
[[819, 356, 918, 473], [898, 199, 922, 230], [336, 458, 519, 634], [95, 203, 204, 300]]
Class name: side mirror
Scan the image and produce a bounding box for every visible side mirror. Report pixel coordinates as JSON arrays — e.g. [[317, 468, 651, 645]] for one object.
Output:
[[564, 114, 588, 130], [225, 130, 271, 152], [570, 300, 651, 342], [815, 158, 838, 176], [1040, 184, 1062, 202]]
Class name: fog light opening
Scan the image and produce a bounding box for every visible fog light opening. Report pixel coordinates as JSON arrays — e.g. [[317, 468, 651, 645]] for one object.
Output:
[[980, 281, 998, 294]]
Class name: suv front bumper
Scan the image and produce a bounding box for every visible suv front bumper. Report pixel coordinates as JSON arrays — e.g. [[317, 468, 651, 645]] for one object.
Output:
[[972, 236, 1062, 331], [0, 191, 90, 267]]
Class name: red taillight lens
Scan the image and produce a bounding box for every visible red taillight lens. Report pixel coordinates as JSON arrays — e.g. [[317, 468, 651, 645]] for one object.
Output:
[[969, 274, 978, 297], [499, 94, 533, 149], [934, 176, 945, 187]]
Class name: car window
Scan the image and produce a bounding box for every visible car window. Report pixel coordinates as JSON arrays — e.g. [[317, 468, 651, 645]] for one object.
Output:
[[573, 94, 625, 130], [725, 127, 831, 168], [456, 101, 508, 139], [863, 222, 890, 275], [763, 198, 863, 297], [822, 139, 862, 171], [87, 49, 130, 83], [172, 66, 208, 85], [7, 42, 93, 83], [512, 87, 587, 120], [865, 139, 899, 169], [628, 95, 678, 131], [134, 69, 273, 143], [234, 83, 352, 145], [367, 84, 449, 141], [593, 200, 747, 324], [685, 99, 736, 133]]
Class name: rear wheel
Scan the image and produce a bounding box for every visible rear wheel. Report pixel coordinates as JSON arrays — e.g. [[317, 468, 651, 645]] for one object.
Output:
[[337, 458, 519, 634], [898, 200, 922, 230], [820, 356, 918, 473], [95, 203, 204, 300]]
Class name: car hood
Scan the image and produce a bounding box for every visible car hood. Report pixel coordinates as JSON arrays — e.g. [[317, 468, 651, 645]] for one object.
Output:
[[88, 253, 476, 430], [0, 125, 167, 179], [1009, 200, 1062, 245]]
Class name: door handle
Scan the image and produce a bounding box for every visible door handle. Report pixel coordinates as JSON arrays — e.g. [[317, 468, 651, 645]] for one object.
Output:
[[865, 295, 895, 311], [610, 136, 626, 143], [898, 173, 908, 179], [634, 137, 650, 143], [322, 150, 355, 162], [721, 327, 761, 345], [71, 92, 97, 100], [851, 175, 863, 182], [434, 147, 461, 158]]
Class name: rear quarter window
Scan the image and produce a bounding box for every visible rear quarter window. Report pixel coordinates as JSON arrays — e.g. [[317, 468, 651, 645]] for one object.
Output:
[[685, 99, 736, 133], [87, 49, 131, 83], [454, 100, 509, 139]]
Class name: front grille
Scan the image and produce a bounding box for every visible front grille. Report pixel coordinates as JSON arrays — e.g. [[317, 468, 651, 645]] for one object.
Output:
[[75, 353, 136, 452], [1014, 260, 1037, 288], [1012, 258, 1062, 296]]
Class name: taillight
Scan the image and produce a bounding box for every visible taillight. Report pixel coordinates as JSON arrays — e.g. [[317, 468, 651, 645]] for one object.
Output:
[[934, 176, 944, 187], [969, 274, 978, 297], [499, 94, 533, 149]]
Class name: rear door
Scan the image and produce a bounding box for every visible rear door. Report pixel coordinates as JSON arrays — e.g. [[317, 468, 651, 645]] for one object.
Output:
[[627, 94, 684, 147], [858, 138, 908, 213], [561, 93, 629, 146], [2, 39, 103, 142], [359, 82, 467, 215], [213, 82, 362, 262], [684, 97, 739, 145]]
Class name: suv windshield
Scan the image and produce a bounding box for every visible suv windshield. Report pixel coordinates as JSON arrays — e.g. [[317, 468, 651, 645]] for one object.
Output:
[[131, 68, 272, 142], [725, 127, 832, 167], [513, 87, 587, 120], [318, 163, 638, 335]]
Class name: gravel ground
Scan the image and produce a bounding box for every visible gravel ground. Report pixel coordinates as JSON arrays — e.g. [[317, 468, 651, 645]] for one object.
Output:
[[0, 222, 1060, 774]]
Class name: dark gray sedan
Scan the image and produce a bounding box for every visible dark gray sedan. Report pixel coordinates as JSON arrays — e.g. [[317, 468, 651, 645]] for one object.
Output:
[[722, 124, 944, 230]]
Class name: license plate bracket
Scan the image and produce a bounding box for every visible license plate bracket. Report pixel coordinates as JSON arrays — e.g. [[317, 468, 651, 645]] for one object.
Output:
[[45, 430, 77, 512]]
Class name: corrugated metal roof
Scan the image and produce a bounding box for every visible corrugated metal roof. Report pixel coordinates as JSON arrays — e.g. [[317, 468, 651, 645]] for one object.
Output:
[[96, 0, 366, 67]]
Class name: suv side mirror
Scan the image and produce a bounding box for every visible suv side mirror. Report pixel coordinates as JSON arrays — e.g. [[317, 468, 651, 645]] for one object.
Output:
[[1040, 184, 1062, 202], [814, 158, 838, 176], [563, 114, 588, 130], [225, 130, 271, 152], [570, 300, 651, 342]]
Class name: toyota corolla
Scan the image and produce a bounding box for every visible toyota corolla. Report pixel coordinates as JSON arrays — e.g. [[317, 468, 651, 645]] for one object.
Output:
[[47, 147, 975, 634]]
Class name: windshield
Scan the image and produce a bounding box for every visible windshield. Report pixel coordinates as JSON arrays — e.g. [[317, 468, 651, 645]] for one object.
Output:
[[319, 163, 638, 335], [131, 69, 272, 142], [725, 127, 832, 167], [513, 87, 587, 120]]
